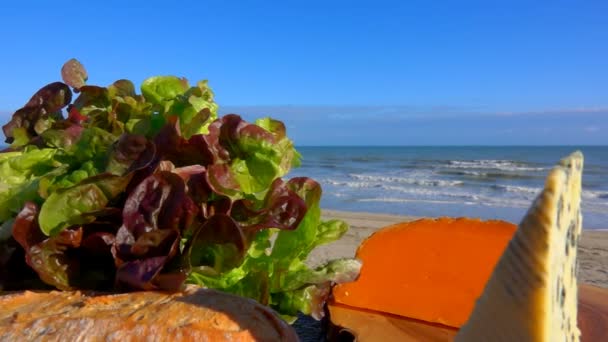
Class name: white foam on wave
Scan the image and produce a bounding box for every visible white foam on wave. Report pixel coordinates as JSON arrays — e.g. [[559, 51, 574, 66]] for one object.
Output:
[[356, 196, 531, 208], [446, 160, 545, 172], [349, 173, 464, 187], [378, 184, 476, 199], [324, 180, 382, 188], [583, 190, 608, 199], [357, 197, 474, 205], [492, 184, 541, 195]]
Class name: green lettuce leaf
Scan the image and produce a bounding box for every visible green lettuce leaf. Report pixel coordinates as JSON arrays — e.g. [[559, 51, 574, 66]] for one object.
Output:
[[188, 177, 358, 320], [38, 174, 131, 236], [141, 76, 189, 105], [0, 148, 59, 221]]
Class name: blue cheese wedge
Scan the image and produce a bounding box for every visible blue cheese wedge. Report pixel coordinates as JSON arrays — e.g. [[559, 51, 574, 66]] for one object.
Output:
[[456, 151, 584, 342]]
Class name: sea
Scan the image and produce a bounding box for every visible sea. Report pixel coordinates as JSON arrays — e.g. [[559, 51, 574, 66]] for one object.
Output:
[[287, 146, 608, 230]]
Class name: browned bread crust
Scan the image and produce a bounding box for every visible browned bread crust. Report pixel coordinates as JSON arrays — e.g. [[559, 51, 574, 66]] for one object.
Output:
[[0, 286, 298, 341]]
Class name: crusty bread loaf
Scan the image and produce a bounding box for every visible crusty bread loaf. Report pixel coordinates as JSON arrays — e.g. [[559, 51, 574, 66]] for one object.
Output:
[[0, 286, 298, 341]]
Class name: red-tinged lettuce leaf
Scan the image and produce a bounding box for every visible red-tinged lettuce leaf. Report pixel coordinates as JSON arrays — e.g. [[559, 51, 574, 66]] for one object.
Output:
[[108, 80, 157, 137], [255, 117, 287, 140], [72, 86, 110, 116], [181, 170, 232, 219], [152, 271, 188, 290], [186, 172, 212, 204], [12, 202, 46, 249], [17, 207, 84, 290], [112, 171, 194, 291], [153, 120, 226, 167], [7, 203, 45, 289], [200, 119, 230, 163], [206, 163, 241, 198], [106, 133, 155, 176], [207, 114, 300, 195], [130, 229, 179, 258], [71, 86, 125, 134], [79, 207, 123, 235], [119, 171, 195, 239], [67, 105, 89, 124], [186, 214, 247, 273], [180, 108, 212, 139], [114, 230, 184, 290], [61, 58, 88, 90], [205, 196, 232, 219], [39, 124, 85, 149], [115, 256, 168, 291], [113, 172, 197, 271], [231, 178, 307, 231], [170, 164, 206, 181], [0, 238, 49, 291], [269, 178, 323, 267], [81, 231, 115, 255], [285, 177, 322, 208], [108, 79, 136, 98], [23, 82, 72, 113], [68, 127, 117, 166], [2, 82, 72, 144], [77, 231, 117, 290]]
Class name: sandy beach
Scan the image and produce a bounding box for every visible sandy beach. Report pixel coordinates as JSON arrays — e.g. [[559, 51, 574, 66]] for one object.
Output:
[[309, 209, 608, 288]]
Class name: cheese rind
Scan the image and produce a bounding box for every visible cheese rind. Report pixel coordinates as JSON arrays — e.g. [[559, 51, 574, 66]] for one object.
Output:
[[332, 218, 517, 328], [455, 151, 583, 342]]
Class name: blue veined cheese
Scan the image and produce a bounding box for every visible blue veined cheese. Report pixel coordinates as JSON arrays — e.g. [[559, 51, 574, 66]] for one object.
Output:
[[456, 151, 583, 342]]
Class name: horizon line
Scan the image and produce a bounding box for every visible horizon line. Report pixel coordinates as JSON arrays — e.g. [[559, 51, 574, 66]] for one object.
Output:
[[295, 144, 608, 147]]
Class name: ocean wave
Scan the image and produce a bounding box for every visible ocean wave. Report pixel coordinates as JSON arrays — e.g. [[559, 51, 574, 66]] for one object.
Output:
[[324, 176, 608, 204], [436, 170, 539, 180], [490, 184, 541, 195], [582, 190, 608, 200], [357, 197, 474, 205], [582, 201, 608, 214], [378, 184, 472, 198], [445, 160, 546, 172], [323, 179, 480, 201], [350, 156, 385, 162], [324, 180, 383, 188], [489, 185, 608, 204], [348, 174, 464, 187], [356, 196, 531, 208]]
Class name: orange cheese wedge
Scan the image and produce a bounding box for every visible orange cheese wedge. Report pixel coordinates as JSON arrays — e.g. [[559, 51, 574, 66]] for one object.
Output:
[[332, 217, 517, 328]]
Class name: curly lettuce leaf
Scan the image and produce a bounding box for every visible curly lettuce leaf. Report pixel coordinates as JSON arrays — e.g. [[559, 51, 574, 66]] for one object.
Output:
[[141, 76, 189, 105], [112, 171, 197, 290], [186, 214, 247, 273], [13, 203, 83, 290], [105, 133, 155, 176], [188, 177, 358, 320], [2, 82, 72, 145], [38, 174, 131, 236], [200, 115, 301, 197], [0, 147, 60, 221]]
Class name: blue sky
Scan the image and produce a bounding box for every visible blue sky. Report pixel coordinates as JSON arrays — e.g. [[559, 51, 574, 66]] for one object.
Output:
[[1, 0, 607, 145]]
